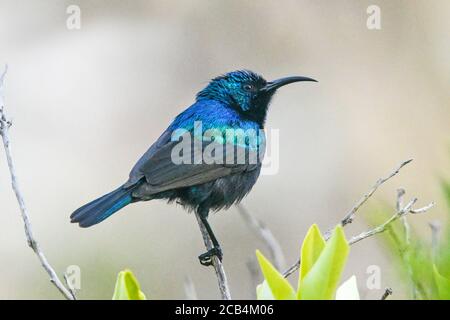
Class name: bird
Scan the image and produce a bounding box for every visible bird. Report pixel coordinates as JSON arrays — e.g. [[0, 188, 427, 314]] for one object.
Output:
[[70, 70, 316, 266]]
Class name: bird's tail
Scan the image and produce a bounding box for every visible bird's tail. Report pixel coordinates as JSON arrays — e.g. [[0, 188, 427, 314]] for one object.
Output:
[[70, 183, 140, 228]]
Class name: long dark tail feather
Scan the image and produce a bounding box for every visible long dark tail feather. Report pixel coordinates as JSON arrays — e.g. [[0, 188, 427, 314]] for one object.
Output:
[[70, 183, 140, 228]]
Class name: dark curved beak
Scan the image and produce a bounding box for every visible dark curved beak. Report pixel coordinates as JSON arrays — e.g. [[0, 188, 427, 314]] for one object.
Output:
[[261, 76, 317, 93]]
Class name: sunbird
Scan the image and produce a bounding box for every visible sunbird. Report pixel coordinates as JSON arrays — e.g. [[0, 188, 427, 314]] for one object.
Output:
[[71, 70, 316, 266]]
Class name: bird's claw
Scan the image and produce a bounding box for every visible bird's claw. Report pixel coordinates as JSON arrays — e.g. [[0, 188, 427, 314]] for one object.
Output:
[[198, 247, 223, 266]]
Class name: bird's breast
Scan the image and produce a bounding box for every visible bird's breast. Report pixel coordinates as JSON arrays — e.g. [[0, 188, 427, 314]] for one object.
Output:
[[180, 164, 262, 212]]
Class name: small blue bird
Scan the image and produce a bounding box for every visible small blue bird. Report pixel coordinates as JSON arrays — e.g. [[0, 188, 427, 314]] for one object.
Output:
[[71, 70, 316, 266]]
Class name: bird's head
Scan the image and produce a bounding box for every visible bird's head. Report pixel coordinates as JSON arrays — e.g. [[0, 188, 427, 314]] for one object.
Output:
[[196, 70, 317, 125]]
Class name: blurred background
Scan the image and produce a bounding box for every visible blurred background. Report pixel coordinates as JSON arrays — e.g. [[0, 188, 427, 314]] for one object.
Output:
[[0, 0, 448, 299]]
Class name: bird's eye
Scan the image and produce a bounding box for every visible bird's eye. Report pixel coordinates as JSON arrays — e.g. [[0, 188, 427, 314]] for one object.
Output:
[[243, 84, 254, 92]]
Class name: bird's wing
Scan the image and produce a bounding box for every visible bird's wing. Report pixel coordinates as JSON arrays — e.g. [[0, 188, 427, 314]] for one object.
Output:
[[126, 131, 261, 193], [125, 129, 173, 186]]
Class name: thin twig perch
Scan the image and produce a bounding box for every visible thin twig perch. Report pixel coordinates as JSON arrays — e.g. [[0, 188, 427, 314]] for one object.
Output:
[[0, 65, 75, 300], [194, 212, 231, 300]]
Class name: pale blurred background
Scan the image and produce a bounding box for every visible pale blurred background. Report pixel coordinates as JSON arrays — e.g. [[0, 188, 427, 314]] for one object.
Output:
[[0, 0, 448, 299]]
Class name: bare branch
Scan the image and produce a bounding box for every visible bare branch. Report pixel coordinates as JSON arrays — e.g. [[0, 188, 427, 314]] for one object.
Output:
[[183, 276, 198, 300], [381, 288, 393, 300], [348, 198, 419, 245], [63, 272, 78, 299], [410, 202, 435, 214], [237, 204, 286, 270], [0, 65, 75, 300], [282, 260, 300, 278], [284, 160, 415, 278], [340, 159, 413, 227], [396, 188, 405, 212], [344, 195, 432, 299], [194, 212, 231, 300], [284, 190, 434, 278], [397, 189, 412, 248], [397, 189, 417, 297]]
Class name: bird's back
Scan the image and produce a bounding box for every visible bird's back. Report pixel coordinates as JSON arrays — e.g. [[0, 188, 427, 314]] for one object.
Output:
[[127, 99, 265, 213]]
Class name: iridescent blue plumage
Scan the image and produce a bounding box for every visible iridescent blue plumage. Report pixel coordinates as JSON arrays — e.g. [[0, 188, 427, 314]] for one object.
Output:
[[70, 70, 316, 266], [170, 99, 260, 132], [169, 99, 265, 150]]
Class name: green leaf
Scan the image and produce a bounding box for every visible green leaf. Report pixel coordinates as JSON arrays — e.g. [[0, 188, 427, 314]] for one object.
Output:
[[298, 226, 350, 300], [112, 269, 147, 300], [256, 250, 296, 300], [297, 224, 326, 296], [433, 264, 450, 300]]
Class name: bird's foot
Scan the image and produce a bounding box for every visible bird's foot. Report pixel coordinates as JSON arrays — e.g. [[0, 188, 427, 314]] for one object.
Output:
[[198, 247, 223, 267]]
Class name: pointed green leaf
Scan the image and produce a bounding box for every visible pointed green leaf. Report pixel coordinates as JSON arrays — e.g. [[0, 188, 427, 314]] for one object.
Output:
[[336, 275, 360, 300], [256, 250, 295, 300], [297, 224, 326, 297], [298, 226, 350, 300], [433, 264, 450, 300], [112, 269, 147, 300]]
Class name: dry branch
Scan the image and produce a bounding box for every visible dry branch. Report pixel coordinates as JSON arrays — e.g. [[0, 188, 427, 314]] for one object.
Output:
[[283, 159, 431, 278], [63, 272, 78, 299], [381, 288, 393, 300], [339, 159, 413, 227], [194, 212, 231, 300], [348, 198, 434, 245], [0, 65, 75, 300]]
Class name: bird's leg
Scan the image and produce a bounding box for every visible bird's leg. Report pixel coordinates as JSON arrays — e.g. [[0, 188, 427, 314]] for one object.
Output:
[[198, 214, 223, 267]]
